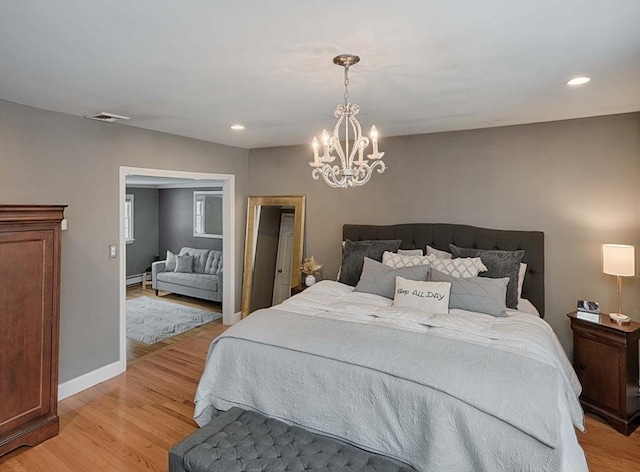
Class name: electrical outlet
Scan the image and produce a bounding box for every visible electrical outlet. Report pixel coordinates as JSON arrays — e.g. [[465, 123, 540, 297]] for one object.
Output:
[[109, 245, 117, 258]]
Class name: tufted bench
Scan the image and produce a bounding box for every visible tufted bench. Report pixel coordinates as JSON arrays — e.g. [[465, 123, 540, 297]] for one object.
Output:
[[169, 408, 417, 472]]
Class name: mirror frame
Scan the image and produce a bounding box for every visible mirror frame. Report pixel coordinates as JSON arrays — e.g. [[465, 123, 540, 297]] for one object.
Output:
[[241, 196, 305, 319]]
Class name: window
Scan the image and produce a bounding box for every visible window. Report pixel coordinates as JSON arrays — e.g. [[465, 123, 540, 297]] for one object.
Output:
[[193, 191, 223, 238], [124, 194, 134, 243]]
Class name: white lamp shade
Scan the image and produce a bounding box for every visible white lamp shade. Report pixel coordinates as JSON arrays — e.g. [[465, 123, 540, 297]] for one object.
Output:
[[602, 244, 636, 277]]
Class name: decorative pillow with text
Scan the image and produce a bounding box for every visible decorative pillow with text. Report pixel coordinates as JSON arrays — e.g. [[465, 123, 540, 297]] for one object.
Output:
[[392, 276, 451, 315]]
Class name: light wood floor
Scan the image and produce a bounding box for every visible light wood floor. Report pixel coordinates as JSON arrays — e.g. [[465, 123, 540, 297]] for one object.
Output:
[[2, 313, 638, 472], [126, 284, 222, 365]]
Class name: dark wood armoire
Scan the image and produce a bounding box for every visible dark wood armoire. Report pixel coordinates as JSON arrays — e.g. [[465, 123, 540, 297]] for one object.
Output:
[[0, 205, 66, 455]]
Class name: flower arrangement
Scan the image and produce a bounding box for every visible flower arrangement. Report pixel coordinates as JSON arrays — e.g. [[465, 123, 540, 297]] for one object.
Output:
[[300, 256, 322, 276]]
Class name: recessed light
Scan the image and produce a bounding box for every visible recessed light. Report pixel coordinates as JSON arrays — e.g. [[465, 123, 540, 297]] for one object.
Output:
[[565, 77, 591, 86], [230, 124, 245, 131]]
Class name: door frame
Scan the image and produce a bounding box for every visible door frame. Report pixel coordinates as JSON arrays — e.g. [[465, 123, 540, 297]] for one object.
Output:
[[118, 166, 236, 372]]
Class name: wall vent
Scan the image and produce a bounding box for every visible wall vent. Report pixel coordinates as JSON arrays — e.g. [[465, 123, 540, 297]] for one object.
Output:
[[83, 112, 130, 123]]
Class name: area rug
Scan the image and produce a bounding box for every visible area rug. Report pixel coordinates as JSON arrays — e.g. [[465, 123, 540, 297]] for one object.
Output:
[[126, 297, 221, 344]]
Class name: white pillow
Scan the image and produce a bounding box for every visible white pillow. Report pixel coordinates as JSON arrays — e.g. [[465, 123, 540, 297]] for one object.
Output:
[[393, 276, 451, 315], [427, 256, 487, 278], [398, 249, 424, 256], [517, 263, 527, 299], [383, 251, 430, 269], [165, 250, 177, 271], [426, 245, 452, 259]]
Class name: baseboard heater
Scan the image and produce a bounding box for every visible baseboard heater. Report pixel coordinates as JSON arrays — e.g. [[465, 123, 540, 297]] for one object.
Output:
[[126, 274, 143, 286]]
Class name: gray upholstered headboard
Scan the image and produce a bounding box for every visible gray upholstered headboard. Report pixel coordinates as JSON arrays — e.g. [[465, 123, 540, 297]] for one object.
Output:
[[343, 223, 545, 318]]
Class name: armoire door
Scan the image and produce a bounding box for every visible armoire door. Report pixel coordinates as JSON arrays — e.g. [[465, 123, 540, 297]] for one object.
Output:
[[0, 227, 57, 449]]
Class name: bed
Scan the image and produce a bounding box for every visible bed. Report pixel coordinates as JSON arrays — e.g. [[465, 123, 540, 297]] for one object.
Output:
[[194, 223, 587, 472]]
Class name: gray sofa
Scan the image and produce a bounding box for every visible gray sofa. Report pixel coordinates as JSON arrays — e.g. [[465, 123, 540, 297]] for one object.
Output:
[[152, 247, 222, 303]]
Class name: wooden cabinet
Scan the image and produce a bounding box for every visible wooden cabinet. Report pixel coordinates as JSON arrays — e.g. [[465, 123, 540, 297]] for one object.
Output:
[[290, 285, 308, 296], [567, 311, 640, 435], [0, 205, 66, 455]]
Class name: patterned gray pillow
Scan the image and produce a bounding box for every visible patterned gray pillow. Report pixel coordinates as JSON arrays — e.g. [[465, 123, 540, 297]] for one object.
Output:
[[339, 239, 402, 286], [174, 254, 194, 273], [355, 257, 430, 299], [449, 245, 524, 309], [430, 269, 509, 317]]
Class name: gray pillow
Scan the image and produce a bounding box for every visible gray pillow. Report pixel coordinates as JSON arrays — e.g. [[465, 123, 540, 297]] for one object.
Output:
[[339, 239, 402, 286], [430, 269, 509, 317], [165, 250, 177, 272], [449, 244, 524, 309], [174, 254, 193, 273], [355, 257, 430, 299]]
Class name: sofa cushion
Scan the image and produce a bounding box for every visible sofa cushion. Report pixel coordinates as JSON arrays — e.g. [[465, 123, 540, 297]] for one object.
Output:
[[179, 248, 211, 274], [205, 250, 222, 275], [157, 272, 218, 292]]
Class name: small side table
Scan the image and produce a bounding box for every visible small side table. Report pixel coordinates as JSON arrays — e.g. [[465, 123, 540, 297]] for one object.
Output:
[[567, 311, 640, 435], [142, 272, 153, 290], [290, 285, 308, 296]]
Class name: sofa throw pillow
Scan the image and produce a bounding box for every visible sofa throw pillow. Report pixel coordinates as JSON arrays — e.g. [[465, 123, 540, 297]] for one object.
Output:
[[427, 256, 487, 278], [426, 245, 452, 259], [449, 245, 524, 309], [430, 269, 509, 317], [338, 239, 402, 286], [166, 250, 177, 272], [354, 257, 429, 299], [174, 255, 194, 273], [382, 251, 431, 269], [392, 277, 451, 315]]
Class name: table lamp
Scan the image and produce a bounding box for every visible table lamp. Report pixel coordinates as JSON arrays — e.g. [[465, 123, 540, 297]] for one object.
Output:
[[602, 244, 636, 324]]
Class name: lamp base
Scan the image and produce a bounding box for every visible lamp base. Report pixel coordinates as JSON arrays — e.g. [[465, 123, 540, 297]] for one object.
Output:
[[609, 313, 631, 325]]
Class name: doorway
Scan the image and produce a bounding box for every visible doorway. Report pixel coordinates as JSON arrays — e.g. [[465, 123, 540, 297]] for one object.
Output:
[[118, 166, 236, 372]]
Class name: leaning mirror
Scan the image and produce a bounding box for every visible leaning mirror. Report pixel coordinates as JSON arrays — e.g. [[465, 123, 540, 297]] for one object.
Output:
[[241, 196, 305, 318]]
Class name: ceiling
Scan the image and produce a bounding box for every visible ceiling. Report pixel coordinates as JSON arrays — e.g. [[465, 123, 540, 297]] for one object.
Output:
[[1, 1, 638, 149]]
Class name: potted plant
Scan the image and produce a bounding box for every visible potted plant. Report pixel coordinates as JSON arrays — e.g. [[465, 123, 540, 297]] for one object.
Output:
[[300, 256, 322, 286]]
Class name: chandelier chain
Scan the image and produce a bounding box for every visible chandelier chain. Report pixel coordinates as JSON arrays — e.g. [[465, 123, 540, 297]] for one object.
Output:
[[343, 66, 349, 104]]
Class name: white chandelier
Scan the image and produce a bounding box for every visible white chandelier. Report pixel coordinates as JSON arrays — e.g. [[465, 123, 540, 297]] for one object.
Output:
[[310, 54, 386, 188]]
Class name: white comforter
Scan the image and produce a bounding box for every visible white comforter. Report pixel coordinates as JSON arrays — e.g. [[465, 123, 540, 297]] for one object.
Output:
[[194, 280, 587, 472]]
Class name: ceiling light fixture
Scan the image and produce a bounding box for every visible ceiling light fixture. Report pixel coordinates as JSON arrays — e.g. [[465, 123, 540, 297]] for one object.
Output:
[[565, 77, 591, 86], [309, 54, 386, 188], [230, 124, 245, 130]]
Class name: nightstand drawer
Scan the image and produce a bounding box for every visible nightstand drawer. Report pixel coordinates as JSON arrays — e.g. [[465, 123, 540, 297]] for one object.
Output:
[[574, 336, 620, 411]]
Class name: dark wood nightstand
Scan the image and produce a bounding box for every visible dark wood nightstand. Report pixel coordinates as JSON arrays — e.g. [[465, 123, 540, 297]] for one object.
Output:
[[567, 311, 640, 435], [290, 285, 308, 296]]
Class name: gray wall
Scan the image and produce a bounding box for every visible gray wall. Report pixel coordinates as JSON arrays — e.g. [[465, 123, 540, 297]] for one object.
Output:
[[125, 187, 159, 276], [0, 99, 249, 383], [247, 112, 640, 355], [158, 187, 223, 256]]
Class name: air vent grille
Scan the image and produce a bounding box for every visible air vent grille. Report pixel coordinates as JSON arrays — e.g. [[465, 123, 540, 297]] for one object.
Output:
[[84, 112, 130, 123]]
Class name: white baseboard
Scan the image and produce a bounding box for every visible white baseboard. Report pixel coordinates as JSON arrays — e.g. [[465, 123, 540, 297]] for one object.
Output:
[[58, 360, 124, 400], [126, 274, 143, 286], [225, 311, 242, 325]]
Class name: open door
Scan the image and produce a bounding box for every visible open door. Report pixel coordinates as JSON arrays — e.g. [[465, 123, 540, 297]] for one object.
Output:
[[272, 213, 294, 305]]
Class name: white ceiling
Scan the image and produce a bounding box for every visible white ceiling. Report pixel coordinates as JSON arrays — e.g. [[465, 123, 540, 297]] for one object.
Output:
[[1, 1, 638, 149]]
